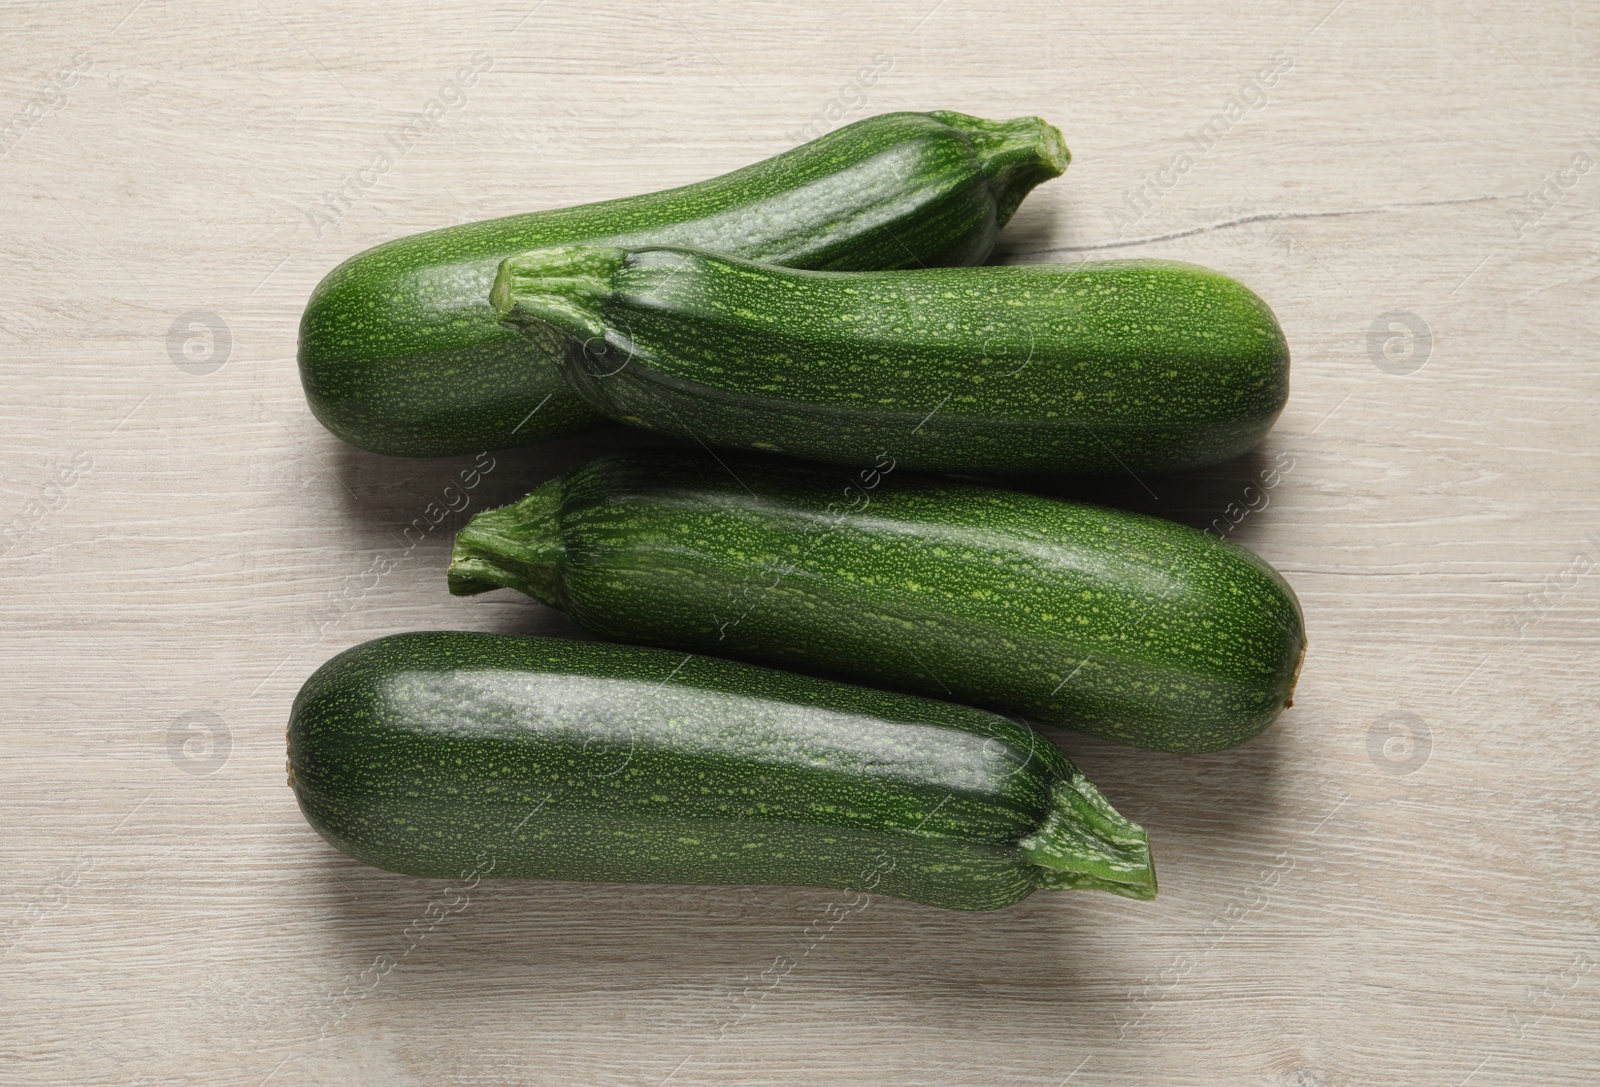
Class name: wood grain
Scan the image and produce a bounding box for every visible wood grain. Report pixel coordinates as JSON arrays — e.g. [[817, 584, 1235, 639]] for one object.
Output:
[[2, 2, 1598, 1084]]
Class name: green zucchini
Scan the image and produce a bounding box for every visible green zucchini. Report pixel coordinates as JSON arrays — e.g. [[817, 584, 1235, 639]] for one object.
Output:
[[297, 111, 1069, 457], [287, 631, 1155, 910], [491, 246, 1289, 475], [449, 450, 1305, 753]]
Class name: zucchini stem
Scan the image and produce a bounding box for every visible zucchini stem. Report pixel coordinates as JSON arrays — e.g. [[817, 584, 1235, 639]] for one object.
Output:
[[447, 480, 568, 607], [490, 244, 628, 343], [1020, 767, 1157, 900], [930, 110, 1070, 228]]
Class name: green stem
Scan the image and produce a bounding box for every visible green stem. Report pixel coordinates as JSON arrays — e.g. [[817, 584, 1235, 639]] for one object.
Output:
[[490, 244, 629, 342], [931, 111, 1071, 228], [1020, 766, 1157, 901], [447, 479, 569, 607]]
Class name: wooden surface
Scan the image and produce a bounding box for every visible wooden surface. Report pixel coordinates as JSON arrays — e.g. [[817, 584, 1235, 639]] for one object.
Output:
[[3, 2, 1598, 1084]]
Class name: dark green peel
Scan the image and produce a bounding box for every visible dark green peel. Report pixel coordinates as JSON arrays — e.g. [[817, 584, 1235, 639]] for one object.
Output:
[[491, 245, 1289, 475], [287, 632, 1155, 910], [297, 110, 1068, 457], [451, 450, 1306, 753]]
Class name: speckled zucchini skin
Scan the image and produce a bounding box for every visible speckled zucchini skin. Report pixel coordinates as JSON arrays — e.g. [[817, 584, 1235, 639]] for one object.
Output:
[[492, 247, 1289, 475], [450, 452, 1306, 753], [297, 111, 1068, 457], [287, 632, 1155, 909]]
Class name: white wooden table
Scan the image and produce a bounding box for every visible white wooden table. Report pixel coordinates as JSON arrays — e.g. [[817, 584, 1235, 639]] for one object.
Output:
[[4, 2, 1597, 1084]]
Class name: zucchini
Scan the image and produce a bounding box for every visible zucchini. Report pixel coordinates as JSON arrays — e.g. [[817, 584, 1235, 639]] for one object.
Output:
[[492, 246, 1289, 475], [449, 450, 1306, 753], [287, 631, 1156, 910], [297, 111, 1069, 457]]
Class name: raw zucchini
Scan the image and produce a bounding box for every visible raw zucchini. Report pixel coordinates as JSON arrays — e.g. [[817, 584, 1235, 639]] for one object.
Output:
[[297, 111, 1069, 457], [450, 450, 1306, 753], [492, 246, 1289, 474], [287, 631, 1156, 910]]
